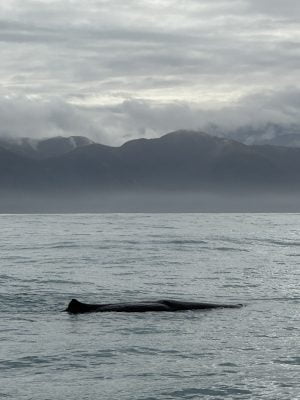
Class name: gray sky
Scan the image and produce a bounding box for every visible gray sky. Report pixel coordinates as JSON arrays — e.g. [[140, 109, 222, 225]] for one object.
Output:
[[1, 0, 300, 144]]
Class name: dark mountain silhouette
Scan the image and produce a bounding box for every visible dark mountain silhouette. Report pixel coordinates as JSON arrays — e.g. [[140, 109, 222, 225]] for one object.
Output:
[[0, 136, 93, 159], [0, 146, 40, 190], [1, 130, 300, 193]]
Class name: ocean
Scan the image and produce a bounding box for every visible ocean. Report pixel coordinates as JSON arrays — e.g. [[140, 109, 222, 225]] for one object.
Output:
[[0, 214, 299, 399]]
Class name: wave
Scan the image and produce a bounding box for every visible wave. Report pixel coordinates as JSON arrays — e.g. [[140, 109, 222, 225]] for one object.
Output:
[[215, 247, 249, 252], [165, 239, 207, 245]]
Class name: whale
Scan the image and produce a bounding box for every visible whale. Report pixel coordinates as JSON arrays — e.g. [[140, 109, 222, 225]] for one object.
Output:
[[65, 299, 243, 314]]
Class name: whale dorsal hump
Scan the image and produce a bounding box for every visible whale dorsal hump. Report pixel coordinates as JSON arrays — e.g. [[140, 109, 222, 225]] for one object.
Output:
[[66, 298, 83, 313]]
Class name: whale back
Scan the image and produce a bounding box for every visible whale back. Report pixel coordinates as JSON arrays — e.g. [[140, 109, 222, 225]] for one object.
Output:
[[65, 298, 244, 314]]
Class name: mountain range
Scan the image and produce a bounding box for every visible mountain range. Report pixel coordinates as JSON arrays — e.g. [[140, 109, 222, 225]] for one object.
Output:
[[1, 130, 300, 195]]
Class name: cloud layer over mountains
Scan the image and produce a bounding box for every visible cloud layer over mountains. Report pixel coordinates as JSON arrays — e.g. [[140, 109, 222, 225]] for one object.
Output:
[[1, 89, 300, 146], [1, 0, 300, 144]]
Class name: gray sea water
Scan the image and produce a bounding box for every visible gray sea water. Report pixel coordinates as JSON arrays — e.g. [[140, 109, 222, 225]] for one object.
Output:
[[0, 214, 299, 400]]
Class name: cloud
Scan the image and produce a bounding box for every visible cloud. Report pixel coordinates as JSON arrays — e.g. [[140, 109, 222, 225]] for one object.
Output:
[[0, 0, 299, 144], [245, 0, 300, 18], [0, 96, 106, 141], [1, 88, 300, 146], [102, 88, 300, 141], [1, 0, 299, 103]]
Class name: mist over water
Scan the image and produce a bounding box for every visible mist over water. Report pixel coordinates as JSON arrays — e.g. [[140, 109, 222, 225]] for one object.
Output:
[[0, 214, 299, 399], [2, 191, 300, 213]]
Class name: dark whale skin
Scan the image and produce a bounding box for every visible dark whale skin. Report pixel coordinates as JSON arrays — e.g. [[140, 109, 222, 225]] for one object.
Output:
[[65, 299, 243, 314]]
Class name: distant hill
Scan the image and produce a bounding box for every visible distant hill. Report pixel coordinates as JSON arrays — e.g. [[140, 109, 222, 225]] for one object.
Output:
[[0, 136, 94, 159], [1, 130, 300, 194]]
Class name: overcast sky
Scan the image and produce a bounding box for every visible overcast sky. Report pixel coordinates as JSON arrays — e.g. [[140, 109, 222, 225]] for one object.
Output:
[[1, 0, 300, 144]]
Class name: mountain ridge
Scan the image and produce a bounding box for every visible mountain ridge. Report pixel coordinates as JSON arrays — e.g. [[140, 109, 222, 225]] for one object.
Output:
[[0, 130, 300, 194], [0, 135, 94, 159]]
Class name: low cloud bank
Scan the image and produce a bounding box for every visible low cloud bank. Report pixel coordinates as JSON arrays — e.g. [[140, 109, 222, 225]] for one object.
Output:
[[1, 88, 300, 146]]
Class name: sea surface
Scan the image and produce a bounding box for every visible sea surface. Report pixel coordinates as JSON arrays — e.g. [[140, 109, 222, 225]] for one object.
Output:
[[0, 214, 299, 400]]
